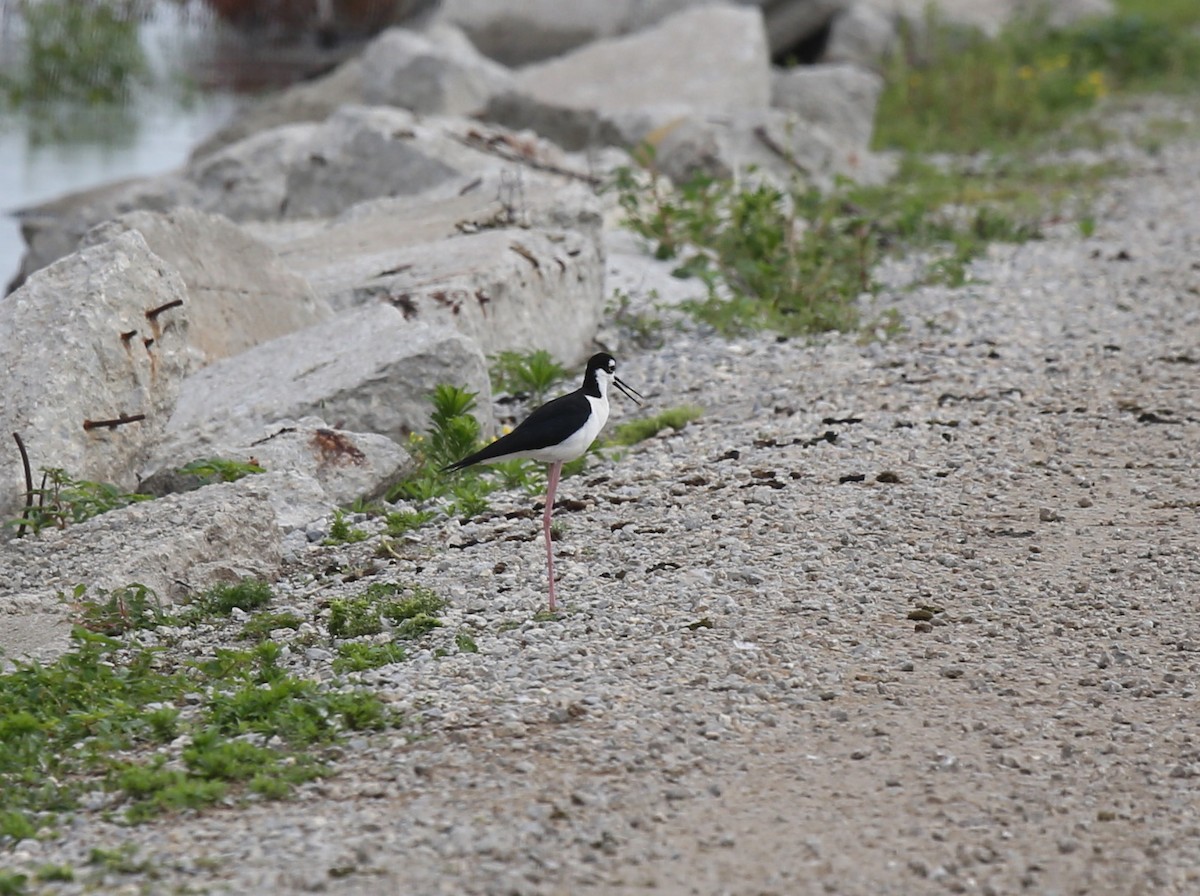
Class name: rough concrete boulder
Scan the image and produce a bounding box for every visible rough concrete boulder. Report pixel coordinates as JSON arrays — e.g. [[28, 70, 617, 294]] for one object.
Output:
[[0, 478, 284, 661], [80, 208, 333, 363], [0, 231, 197, 532], [12, 111, 596, 286], [439, 0, 846, 65], [255, 178, 606, 365], [190, 57, 365, 161], [8, 172, 199, 294], [140, 417, 413, 509], [771, 63, 884, 148], [190, 106, 563, 223], [483, 5, 771, 151], [360, 24, 514, 115], [822, 1, 897, 65], [648, 108, 892, 188], [165, 306, 490, 448]]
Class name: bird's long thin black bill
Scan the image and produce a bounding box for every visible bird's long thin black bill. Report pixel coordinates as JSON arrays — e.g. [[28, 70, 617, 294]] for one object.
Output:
[[614, 376, 643, 404]]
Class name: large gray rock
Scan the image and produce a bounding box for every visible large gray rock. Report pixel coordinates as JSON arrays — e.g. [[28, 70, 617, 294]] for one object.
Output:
[[439, 0, 845, 65], [165, 306, 491, 448], [360, 24, 514, 115], [483, 5, 771, 151], [12, 110, 599, 286], [253, 178, 606, 365], [81, 208, 332, 363], [649, 108, 893, 188], [821, 1, 897, 65], [190, 106, 564, 222], [771, 63, 884, 148], [0, 231, 197, 531], [190, 57, 366, 161], [9, 172, 199, 294], [0, 477, 284, 661], [140, 417, 413, 510]]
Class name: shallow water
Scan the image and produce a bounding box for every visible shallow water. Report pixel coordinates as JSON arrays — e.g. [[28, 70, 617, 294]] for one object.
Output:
[[0, 2, 248, 289]]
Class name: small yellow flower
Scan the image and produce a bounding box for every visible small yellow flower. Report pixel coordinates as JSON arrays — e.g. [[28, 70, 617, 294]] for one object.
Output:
[[1017, 65, 1035, 81]]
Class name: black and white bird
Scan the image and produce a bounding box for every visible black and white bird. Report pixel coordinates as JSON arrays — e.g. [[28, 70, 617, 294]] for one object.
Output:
[[444, 352, 642, 611]]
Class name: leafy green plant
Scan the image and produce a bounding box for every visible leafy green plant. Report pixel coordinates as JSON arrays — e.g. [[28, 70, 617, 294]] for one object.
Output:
[[0, 0, 149, 108], [34, 865, 74, 883], [383, 509, 436, 536], [328, 583, 447, 640], [616, 167, 867, 335], [388, 384, 503, 516], [175, 457, 266, 484], [64, 582, 165, 635], [491, 349, 568, 403], [333, 642, 407, 673], [8, 467, 150, 535], [324, 510, 370, 546], [239, 611, 304, 642], [455, 632, 479, 654], [610, 406, 703, 446], [188, 579, 274, 618]]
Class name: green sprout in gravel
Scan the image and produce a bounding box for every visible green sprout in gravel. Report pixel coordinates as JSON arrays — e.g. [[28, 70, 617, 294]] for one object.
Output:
[[324, 509, 370, 545], [328, 582, 447, 641], [333, 642, 407, 673], [610, 405, 703, 447], [238, 610, 304, 642], [187, 578, 274, 618]]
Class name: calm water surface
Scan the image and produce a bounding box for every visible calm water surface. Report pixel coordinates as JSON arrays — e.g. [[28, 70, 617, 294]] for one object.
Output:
[[0, 3, 243, 288]]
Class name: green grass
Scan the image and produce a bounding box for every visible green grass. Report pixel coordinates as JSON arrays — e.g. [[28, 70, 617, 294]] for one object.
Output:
[[610, 405, 703, 446], [238, 610, 304, 642], [333, 642, 407, 673], [187, 579, 274, 618], [0, 625, 396, 832], [875, 6, 1200, 155], [328, 582, 447, 640], [0, 0, 148, 108], [7, 467, 150, 536]]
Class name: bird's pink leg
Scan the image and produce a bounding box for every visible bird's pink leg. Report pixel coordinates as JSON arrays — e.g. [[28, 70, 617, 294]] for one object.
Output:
[[543, 461, 563, 612]]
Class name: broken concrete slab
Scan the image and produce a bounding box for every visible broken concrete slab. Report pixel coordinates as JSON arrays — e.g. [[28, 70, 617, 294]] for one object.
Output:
[[0, 230, 197, 533], [164, 305, 491, 448], [484, 5, 771, 151], [81, 208, 333, 363]]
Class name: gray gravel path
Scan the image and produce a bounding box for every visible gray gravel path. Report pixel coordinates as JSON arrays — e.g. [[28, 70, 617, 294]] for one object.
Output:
[[5, 106, 1200, 895]]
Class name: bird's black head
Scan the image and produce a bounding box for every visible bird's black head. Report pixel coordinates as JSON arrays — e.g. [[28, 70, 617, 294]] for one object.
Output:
[[588, 352, 617, 376], [585, 352, 642, 404]]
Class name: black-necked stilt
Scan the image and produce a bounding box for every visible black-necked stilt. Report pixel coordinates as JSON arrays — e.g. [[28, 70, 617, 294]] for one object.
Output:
[[444, 352, 643, 612]]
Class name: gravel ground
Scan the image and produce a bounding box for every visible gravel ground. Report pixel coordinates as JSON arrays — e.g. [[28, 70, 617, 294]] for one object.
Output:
[[5, 103, 1200, 895]]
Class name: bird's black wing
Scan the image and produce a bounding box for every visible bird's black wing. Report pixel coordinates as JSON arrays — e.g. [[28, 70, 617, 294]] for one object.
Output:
[[442, 391, 590, 471]]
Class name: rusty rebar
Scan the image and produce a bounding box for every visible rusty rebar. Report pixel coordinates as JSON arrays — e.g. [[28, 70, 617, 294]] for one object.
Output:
[[83, 413, 146, 431], [144, 299, 183, 321], [12, 432, 33, 538]]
